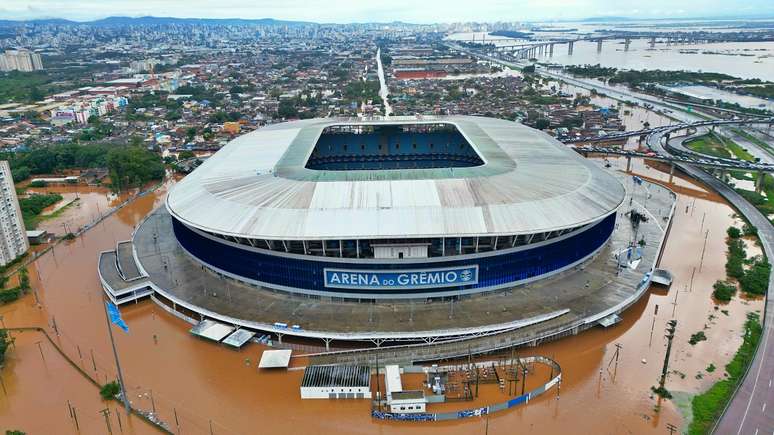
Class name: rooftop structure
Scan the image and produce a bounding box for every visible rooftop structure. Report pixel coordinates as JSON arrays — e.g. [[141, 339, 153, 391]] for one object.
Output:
[[167, 115, 623, 240], [258, 349, 292, 368], [300, 365, 371, 399]]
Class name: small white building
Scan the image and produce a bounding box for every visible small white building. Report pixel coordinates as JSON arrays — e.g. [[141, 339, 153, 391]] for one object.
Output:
[[384, 365, 427, 413], [300, 365, 371, 399], [388, 391, 427, 413]]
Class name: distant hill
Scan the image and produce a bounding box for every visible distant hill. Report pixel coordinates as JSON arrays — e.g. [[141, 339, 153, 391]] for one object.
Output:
[[0, 16, 314, 27], [0, 18, 78, 26], [579, 16, 634, 22]]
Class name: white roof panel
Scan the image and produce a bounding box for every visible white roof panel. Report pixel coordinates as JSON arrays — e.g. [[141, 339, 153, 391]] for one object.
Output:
[[258, 349, 293, 368], [167, 116, 625, 239]]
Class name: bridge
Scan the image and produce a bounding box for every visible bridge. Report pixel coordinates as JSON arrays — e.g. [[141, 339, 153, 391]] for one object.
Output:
[[465, 29, 774, 60]]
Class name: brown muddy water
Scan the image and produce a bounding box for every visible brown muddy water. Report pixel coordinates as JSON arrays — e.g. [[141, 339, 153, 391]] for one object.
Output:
[[24, 184, 137, 236], [0, 160, 763, 434]]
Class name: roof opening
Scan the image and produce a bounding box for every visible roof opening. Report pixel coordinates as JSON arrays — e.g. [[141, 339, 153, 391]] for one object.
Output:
[[305, 123, 484, 171]]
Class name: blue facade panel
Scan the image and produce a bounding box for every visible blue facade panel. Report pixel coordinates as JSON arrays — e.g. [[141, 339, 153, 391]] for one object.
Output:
[[171, 213, 615, 296]]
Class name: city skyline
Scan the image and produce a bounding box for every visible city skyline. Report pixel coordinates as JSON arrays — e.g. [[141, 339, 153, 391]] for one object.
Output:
[[2, 0, 774, 24]]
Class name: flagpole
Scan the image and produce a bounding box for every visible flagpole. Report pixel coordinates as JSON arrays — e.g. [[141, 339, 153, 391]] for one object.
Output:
[[103, 301, 131, 414]]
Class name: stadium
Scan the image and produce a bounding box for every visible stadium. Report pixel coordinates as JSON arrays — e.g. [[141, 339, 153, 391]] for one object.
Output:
[[99, 114, 677, 355], [164, 115, 625, 300]]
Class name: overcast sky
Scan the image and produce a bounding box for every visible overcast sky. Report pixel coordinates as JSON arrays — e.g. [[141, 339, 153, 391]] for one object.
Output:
[[1, 0, 773, 23]]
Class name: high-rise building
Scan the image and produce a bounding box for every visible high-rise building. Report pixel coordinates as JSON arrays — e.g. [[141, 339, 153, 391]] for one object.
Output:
[[0, 50, 44, 72], [31, 52, 43, 70], [0, 162, 29, 266]]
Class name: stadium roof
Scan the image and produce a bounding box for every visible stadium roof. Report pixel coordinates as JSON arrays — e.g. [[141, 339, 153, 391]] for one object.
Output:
[[166, 115, 625, 240]]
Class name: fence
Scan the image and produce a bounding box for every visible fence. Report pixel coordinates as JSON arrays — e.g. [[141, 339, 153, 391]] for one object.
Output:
[[371, 356, 561, 422]]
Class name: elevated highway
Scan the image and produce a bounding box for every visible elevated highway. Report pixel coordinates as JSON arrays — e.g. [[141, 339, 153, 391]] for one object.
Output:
[[570, 119, 774, 186]]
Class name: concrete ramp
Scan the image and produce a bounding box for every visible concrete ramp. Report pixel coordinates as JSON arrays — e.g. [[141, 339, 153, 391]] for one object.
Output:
[[651, 269, 673, 286]]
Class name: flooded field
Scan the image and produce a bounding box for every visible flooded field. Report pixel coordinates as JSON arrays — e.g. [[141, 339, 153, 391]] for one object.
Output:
[[23, 184, 136, 236], [0, 158, 763, 434]]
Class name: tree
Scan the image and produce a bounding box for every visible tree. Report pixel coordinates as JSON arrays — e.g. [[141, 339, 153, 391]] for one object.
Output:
[[22, 110, 40, 121], [186, 127, 197, 141], [534, 118, 550, 130], [100, 381, 121, 400], [178, 150, 196, 160], [740, 260, 770, 296], [30, 86, 46, 101], [18, 268, 29, 292], [106, 147, 165, 191], [11, 166, 30, 182], [0, 329, 9, 362], [165, 110, 181, 121], [277, 101, 298, 119], [712, 280, 736, 302], [29, 85, 44, 101], [209, 111, 228, 123]]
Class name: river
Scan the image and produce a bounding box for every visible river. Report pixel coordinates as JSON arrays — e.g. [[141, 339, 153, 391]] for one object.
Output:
[[446, 32, 774, 82]]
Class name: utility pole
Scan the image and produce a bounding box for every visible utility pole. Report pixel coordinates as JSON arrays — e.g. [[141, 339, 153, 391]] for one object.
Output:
[[649, 304, 659, 347], [671, 284, 679, 318], [375, 350, 381, 412], [35, 340, 45, 362], [102, 302, 130, 414], [658, 320, 678, 394], [100, 408, 113, 435], [485, 412, 490, 435], [607, 343, 623, 374], [666, 422, 678, 434], [698, 229, 709, 272]]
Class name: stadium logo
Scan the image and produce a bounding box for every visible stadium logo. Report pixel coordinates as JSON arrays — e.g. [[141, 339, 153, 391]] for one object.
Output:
[[324, 266, 478, 290]]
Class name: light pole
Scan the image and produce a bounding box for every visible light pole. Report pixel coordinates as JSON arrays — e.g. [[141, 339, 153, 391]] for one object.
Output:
[[102, 302, 130, 414]]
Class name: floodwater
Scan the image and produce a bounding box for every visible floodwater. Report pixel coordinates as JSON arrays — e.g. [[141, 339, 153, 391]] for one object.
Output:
[[446, 31, 774, 81], [0, 159, 763, 434], [24, 184, 136, 236], [544, 78, 675, 151], [544, 40, 774, 82]]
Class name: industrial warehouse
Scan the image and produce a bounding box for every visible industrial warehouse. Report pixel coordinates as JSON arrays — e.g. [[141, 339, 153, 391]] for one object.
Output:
[[98, 115, 676, 359]]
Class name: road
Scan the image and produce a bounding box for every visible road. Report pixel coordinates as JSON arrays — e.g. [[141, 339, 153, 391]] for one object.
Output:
[[375, 48, 392, 116], [720, 125, 774, 164]]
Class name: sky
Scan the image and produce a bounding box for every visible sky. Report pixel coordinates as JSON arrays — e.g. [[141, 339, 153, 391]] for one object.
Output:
[[1, 0, 773, 23]]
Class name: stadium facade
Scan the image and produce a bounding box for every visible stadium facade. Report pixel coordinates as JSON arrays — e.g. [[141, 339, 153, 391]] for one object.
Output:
[[166, 116, 625, 299]]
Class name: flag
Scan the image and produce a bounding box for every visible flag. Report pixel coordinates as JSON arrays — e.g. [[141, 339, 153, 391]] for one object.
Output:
[[106, 301, 129, 333]]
